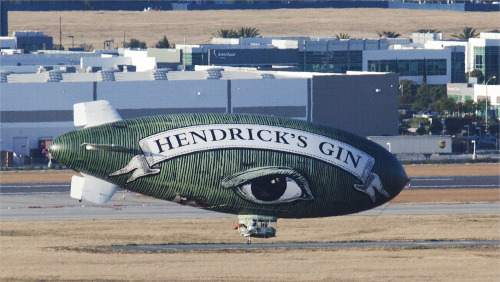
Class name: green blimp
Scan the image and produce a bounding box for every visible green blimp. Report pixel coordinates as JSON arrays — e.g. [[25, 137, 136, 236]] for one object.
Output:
[[49, 101, 409, 242]]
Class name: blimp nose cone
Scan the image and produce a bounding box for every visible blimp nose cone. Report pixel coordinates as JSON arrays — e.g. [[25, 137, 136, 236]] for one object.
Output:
[[48, 136, 66, 165], [49, 132, 82, 169]]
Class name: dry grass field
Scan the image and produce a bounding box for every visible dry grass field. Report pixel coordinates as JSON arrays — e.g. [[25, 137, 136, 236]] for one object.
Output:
[[1, 216, 499, 281], [1, 163, 499, 281], [9, 9, 500, 49]]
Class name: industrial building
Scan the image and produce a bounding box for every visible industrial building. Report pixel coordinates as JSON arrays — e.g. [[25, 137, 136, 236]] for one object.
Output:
[[178, 34, 470, 85], [0, 67, 399, 160], [447, 82, 500, 119], [0, 31, 53, 52], [1, 31, 498, 161], [2, 32, 498, 85]]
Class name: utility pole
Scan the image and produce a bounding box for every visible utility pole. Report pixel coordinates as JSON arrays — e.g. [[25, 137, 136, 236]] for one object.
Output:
[[59, 17, 62, 48]]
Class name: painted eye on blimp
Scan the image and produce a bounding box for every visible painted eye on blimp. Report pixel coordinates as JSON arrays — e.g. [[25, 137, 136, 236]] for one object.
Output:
[[221, 167, 314, 205]]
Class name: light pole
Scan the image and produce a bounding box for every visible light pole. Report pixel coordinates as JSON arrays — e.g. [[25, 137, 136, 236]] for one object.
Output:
[[386, 142, 391, 153], [464, 125, 470, 139], [68, 35, 74, 48], [485, 76, 496, 133], [471, 140, 476, 160]]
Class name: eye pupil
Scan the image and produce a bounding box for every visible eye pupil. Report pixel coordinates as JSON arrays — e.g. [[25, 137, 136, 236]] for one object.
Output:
[[251, 175, 287, 201]]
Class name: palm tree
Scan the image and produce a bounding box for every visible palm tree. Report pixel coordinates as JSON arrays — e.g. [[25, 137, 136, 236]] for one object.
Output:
[[335, 33, 350, 39], [237, 27, 260, 38], [416, 29, 440, 33], [452, 27, 479, 39], [213, 28, 239, 38], [377, 31, 401, 38]]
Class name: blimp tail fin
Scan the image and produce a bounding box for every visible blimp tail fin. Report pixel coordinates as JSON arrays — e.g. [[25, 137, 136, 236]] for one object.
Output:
[[74, 100, 122, 128], [71, 173, 118, 204]]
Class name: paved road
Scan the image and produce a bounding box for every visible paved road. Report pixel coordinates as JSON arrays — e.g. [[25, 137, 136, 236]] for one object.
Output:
[[110, 240, 500, 252], [1, 175, 497, 195], [1, 176, 499, 221], [409, 175, 499, 189]]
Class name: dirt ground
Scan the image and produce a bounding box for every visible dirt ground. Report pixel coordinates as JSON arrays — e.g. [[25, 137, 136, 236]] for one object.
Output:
[[9, 9, 500, 49], [1, 215, 499, 281], [1, 163, 499, 281]]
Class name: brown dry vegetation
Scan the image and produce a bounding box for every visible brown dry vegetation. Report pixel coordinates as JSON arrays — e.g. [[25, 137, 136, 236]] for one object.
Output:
[[1, 215, 499, 281], [9, 9, 500, 49], [1, 163, 499, 281]]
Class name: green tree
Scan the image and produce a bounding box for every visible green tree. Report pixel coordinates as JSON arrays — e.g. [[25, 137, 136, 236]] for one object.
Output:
[[441, 97, 458, 116], [466, 69, 484, 84], [476, 98, 487, 120], [429, 118, 444, 135], [237, 27, 260, 38], [416, 126, 427, 136], [377, 30, 401, 38], [335, 33, 350, 39], [445, 118, 463, 135], [429, 85, 447, 102], [463, 100, 477, 116], [213, 28, 238, 38], [125, 38, 147, 48], [413, 81, 432, 111], [416, 29, 440, 33], [452, 26, 479, 40], [155, 36, 172, 48], [488, 121, 500, 135], [398, 79, 418, 107]]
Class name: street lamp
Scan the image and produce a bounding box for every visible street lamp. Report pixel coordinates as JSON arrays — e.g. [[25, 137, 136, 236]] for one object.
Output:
[[485, 76, 496, 132], [68, 35, 74, 48], [386, 142, 391, 153], [471, 140, 476, 160]]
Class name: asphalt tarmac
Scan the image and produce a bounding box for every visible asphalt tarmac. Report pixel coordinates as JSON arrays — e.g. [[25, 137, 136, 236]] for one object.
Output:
[[1, 176, 499, 251], [109, 240, 500, 252], [1, 175, 499, 222]]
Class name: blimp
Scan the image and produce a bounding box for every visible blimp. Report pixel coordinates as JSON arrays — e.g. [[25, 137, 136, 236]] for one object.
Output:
[[49, 100, 409, 243]]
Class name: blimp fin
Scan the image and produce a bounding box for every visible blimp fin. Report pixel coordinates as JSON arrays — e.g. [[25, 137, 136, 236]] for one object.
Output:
[[74, 100, 122, 128], [71, 173, 118, 204]]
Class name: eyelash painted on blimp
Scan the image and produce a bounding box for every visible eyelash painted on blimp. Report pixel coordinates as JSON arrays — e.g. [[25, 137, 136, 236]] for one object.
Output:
[[221, 167, 314, 205]]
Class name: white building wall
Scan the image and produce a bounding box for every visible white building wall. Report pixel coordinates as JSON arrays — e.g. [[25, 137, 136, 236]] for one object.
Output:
[[81, 56, 132, 70], [0, 82, 93, 153], [0, 37, 16, 49], [231, 79, 307, 109], [467, 37, 500, 73], [97, 80, 228, 111], [474, 84, 500, 106]]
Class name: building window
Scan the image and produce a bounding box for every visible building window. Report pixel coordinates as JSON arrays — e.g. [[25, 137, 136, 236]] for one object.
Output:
[[475, 54, 484, 69], [368, 59, 446, 76]]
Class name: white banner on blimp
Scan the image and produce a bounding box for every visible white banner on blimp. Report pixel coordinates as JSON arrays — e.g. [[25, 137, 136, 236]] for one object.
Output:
[[138, 124, 375, 183]]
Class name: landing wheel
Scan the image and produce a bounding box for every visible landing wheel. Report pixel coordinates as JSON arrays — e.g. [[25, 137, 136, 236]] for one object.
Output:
[[247, 237, 251, 244]]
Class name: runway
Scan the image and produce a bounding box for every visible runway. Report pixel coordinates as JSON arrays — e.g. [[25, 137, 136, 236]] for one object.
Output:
[[110, 240, 500, 252], [1, 175, 499, 221], [409, 175, 499, 189]]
